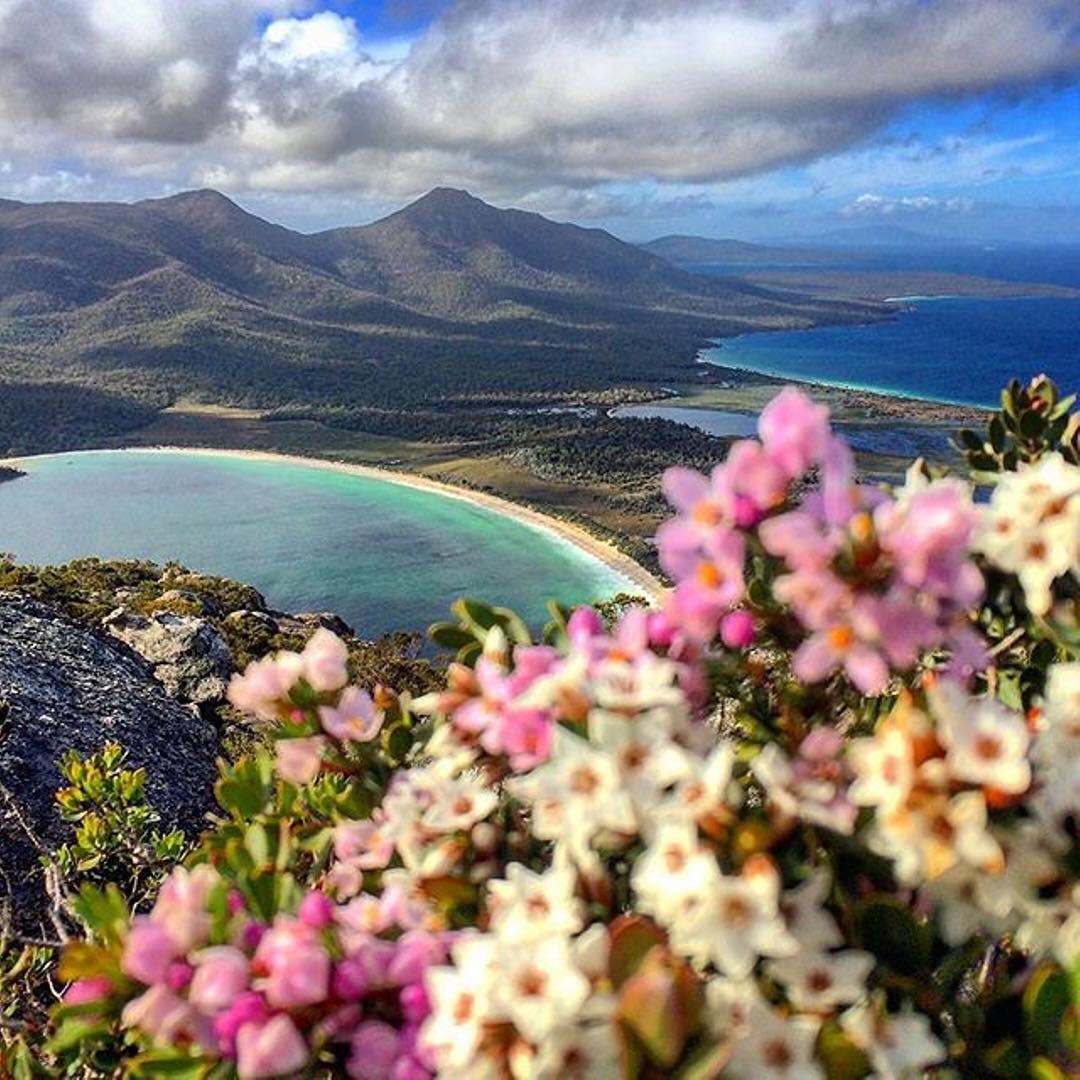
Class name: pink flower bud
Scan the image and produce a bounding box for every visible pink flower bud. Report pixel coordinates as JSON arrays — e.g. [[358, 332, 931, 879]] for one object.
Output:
[[399, 983, 430, 1024], [720, 610, 756, 650], [213, 991, 267, 1058], [298, 891, 335, 930], [165, 961, 193, 991], [348, 1020, 401, 1080], [332, 957, 370, 1001], [301, 629, 349, 692], [63, 976, 112, 1006]]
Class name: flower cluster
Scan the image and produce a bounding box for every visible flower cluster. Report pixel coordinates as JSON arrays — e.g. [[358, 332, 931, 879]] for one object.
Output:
[[660, 388, 986, 693], [77, 864, 449, 1078], [44, 379, 1079, 1079]]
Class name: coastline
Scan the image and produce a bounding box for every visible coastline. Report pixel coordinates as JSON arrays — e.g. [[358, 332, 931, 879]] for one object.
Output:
[[0, 446, 665, 602]]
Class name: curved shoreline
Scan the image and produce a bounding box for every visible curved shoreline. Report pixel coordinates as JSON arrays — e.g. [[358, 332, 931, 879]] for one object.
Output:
[[0, 446, 664, 602]]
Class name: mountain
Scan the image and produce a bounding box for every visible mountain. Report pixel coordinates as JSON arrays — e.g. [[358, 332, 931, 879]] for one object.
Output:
[[641, 235, 840, 266], [0, 187, 886, 454]]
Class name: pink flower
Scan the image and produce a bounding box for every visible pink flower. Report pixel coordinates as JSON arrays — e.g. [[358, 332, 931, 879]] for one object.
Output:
[[63, 976, 111, 1006], [151, 865, 217, 952], [757, 386, 830, 478], [759, 509, 838, 571], [319, 686, 383, 742], [726, 439, 789, 514], [122, 917, 181, 985], [399, 983, 431, 1025], [387, 931, 446, 986], [334, 819, 395, 870], [228, 653, 304, 720], [121, 984, 214, 1049], [720, 610, 756, 649], [348, 1020, 402, 1079], [213, 991, 267, 1058], [188, 947, 250, 1014], [301, 628, 349, 692], [254, 918, 331, 1009], [495, 709, 553, 772], [794, 623, 889, 695], [333, 956, 371, 1000], [274, 735, 326, 784], [235, 1015, 309, 1079]]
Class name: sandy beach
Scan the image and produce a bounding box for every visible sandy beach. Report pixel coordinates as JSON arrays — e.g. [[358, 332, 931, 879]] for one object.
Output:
[[1, 446, 665, 601]]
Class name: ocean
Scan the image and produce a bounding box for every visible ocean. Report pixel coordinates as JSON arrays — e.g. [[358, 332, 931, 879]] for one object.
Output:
[[695, 245, 1080, 407], [0, 451, 632, 635]]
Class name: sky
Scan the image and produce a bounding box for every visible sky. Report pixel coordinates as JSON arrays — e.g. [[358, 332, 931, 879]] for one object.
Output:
[[0, 0, 1078, 243]]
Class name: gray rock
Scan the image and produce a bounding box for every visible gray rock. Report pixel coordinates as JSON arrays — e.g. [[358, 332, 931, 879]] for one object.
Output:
[[273, 611, 355, 638], [103, 609, 233, 705], [0, 593, 218, 931]]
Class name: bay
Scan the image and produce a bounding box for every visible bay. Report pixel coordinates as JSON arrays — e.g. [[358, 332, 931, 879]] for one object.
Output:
[[0, 451, 632, 635], [702, 296, 1080, 408]]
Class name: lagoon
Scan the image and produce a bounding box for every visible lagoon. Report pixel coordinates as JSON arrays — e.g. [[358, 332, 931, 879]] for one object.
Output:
[[0, 450, 634, 635]]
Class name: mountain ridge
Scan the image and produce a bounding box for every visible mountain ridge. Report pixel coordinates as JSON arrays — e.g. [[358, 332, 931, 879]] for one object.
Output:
[[0, 186, 887, 455]]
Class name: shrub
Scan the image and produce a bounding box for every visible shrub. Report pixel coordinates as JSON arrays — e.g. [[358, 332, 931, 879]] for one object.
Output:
[[7, 376, 1079, 1078]]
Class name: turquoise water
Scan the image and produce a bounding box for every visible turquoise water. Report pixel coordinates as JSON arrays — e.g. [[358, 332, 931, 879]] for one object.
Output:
[[0, 451, 631, 635], [703, 296, 1080, 408]]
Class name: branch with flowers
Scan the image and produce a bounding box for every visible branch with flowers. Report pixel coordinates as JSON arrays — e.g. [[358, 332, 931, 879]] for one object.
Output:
[[16, 376, 1079, 1078]]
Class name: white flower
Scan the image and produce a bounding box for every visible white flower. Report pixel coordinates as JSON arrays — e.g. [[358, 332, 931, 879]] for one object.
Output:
[[872, 790, 1004, 885], [848, 725, 913, 810], [1031, 757, 1080, 842], [677, 857, 797, 978], [508, 730, 636, 858], [422, 776, 498, 833], [590, 651, 685, 715], [588, 710, 688, 811], [779, 872, 844, 950], [976, 452, 1080, 616], [488, 863, 583, 945], [841, 1002, 945, 1079], [767, 949, 875, 1012], [703, 977, 765, 1039], [493, 936, 591, 1043], [929, 680, 1031, 794], [421, 935, 501, 1072], [922, 862, 1011, 946], [1036, 662, 1080, 766], [727, 1002, 822, 1079], [631, 821, 723, 931], [513, 1022, 620, 1079], [658, 742, 737, 826], [1015, 885, 1080, 967]]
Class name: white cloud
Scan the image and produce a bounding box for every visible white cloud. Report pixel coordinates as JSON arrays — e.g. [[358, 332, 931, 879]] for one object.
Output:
[[0, 0, 1077, 214], [840, 193, 977, 217]]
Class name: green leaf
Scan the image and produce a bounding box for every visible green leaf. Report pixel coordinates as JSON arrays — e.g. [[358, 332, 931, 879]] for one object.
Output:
[[427, 622, 478, 650], [957, 428, 984, 451], [619, 964, 687, 1069], [856, 895, 932, 975], [815, 1022, 871, 1080], [673, 1038, 733, 1080], [608, 914, 667, 988], [988, 416, 1006, 453], [452, 598, 499, 634], [1019, 409, 1046, 439], [493, 605, 533, 646], [1023, 964, 1070, 1056]]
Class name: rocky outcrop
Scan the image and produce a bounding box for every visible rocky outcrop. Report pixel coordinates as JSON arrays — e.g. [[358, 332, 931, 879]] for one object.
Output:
[[0, 593, 218, 930], [103, 608, 232, 706]]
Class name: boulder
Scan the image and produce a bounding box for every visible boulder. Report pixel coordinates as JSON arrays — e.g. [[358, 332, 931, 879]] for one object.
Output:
[[0, 593, 218, 931], [102, 609, 233, 706], [272, 611, 355, 638]]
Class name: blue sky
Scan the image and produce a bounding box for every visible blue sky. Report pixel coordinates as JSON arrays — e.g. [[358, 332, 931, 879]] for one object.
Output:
[[0, 0, 1077, 242]]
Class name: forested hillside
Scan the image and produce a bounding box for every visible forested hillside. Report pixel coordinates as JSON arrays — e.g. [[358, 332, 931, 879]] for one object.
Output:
[[0, 188, 887, 455]]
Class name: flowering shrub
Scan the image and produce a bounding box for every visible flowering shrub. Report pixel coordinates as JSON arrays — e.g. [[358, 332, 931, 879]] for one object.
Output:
[[23, 377, 1080, 1077]]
